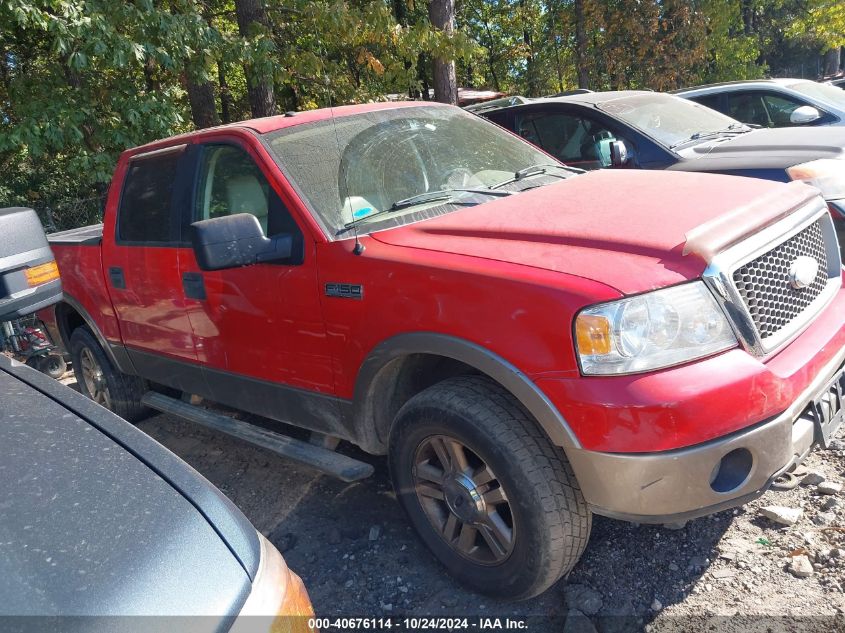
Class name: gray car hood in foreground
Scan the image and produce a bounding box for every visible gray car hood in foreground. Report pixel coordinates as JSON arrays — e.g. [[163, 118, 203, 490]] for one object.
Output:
[[672, 126, 845, 171], [0, 356, 258, 623]]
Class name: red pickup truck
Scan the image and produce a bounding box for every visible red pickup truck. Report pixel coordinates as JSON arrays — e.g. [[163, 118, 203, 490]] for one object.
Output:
[[44, 102, 845, 600]]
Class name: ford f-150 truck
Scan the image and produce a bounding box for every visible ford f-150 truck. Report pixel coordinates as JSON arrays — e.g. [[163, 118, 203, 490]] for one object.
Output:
[[44, 102, 845, 600]]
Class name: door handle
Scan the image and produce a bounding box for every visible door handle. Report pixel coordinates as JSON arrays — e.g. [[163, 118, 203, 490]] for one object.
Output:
[[108, 267, 125, 289], [182, 272, 206, 300]]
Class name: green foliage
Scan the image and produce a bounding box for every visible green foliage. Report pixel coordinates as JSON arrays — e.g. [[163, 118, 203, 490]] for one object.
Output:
[[0, 0, 839, 229]]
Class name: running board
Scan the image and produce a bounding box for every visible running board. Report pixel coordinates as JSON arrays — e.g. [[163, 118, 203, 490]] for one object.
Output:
[[141, 391, 374, 482]]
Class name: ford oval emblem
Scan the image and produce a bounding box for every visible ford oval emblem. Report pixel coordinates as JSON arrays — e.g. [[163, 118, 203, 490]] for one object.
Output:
[[788, 255, 819, 290]]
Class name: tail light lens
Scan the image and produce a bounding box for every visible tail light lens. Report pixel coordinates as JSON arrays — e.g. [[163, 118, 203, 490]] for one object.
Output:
[[24, 260, 60, 287]]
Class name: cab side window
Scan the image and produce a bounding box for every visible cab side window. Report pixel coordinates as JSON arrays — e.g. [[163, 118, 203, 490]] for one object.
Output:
[[725, 91, 819, 128], [761, 93, 811, 127], [690, 94, 722, 111], [118, 148, 182, 244], [726, 92, 772, 127], [515, 112, 628, 170], [195, 145, 301, 239]]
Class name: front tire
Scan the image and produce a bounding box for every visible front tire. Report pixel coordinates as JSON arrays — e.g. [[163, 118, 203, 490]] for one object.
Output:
[[389, 376, 591, 600], [69, 327, 149, 422]]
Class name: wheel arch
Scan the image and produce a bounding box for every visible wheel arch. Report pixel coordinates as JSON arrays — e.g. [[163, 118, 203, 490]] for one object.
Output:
[[53, 296, 135, 375], [352, 333, 581, 454]]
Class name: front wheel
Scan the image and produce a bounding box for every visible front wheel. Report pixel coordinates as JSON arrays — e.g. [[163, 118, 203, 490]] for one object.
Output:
[[69, 327, 149, 422], [389, 376, 591, 600]]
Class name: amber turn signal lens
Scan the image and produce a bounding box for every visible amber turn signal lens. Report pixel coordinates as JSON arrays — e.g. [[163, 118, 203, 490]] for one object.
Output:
[[24, 261, 60, 287], [575, 314, 611, 355], [272, 571, 316, 633]]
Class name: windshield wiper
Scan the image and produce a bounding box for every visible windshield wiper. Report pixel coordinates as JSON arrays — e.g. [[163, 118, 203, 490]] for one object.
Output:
[[669, 123, 750, 149], [340, 188, 513, 230], [490, 163, 583, 190], [389, 188, 512, 211]]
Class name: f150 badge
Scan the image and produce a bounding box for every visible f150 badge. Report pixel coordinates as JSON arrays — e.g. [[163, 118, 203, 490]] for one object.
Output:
[[325, 283, 364, 299], [788, 256, 819, 290]]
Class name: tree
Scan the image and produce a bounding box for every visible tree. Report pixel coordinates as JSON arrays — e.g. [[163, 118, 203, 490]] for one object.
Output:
[[234, 0, 276, 117], [428, 0, 458, 103]]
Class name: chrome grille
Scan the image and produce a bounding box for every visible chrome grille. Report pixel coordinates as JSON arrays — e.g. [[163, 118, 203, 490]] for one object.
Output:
[[732, 219, 829, 342]]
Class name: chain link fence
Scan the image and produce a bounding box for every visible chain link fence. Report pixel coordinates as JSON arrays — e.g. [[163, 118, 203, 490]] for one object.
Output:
[[31, 195, 106, 234]]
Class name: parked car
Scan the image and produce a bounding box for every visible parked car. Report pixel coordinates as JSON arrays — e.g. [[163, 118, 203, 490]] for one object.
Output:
[[0, 207, 314, 628], [43, 102, 845, 600], [674, 78, 845, 127], [471, 90, 845, 249], [826, 77, 845, 91], [0, 207, 67, 377], [1, 354, 315, 628]]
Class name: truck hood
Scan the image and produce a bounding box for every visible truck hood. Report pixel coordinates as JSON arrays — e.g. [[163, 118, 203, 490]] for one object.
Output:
[[371, 170, 819, 295], [676, 126, 845, 170]]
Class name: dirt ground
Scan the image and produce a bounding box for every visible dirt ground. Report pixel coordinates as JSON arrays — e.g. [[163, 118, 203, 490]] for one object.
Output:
[[62, 373, 845, 632]]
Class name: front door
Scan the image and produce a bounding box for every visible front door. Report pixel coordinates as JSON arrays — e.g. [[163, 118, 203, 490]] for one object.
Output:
[[177, 138, 336, 427]]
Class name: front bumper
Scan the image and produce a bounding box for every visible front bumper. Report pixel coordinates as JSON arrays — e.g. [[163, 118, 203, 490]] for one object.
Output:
[[567, 346, 845, 523]]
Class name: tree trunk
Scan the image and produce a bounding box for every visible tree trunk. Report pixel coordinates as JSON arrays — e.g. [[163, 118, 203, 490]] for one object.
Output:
[[519, 0, 540, 97], [575, 0, 589, 88], [824, 48, 841, 77], [547, 1, 563, 93], [392, 0, 408, 25], [234, 0, 276, 118], [427, 0, 458, 104], [218, 64, 233, 123], [186, 73, 220, 129], [481, 18, 501, 91], [741, 0, 754, 35]]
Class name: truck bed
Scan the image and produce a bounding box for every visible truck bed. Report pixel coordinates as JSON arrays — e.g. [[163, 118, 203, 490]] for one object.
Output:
[[47, 224, 103, 246]]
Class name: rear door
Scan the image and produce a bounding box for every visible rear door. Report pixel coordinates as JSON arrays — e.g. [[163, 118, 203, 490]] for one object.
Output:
[[101, 145, 198, 366]]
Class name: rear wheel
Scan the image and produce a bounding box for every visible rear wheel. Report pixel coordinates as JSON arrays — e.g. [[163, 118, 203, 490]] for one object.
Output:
[[389, 376, 591, 600], [38, 353, 67, 379], [69, 327, 149, 422]]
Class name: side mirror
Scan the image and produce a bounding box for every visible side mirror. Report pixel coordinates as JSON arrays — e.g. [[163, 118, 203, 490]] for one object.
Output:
[[609, 140, 629, 167], [191, 213, 293, 271], [0, 207, 62, 321], [790, 105, 821, 125]]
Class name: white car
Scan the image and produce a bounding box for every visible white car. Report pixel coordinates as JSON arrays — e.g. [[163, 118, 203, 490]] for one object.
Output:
[[675, 78, 845, 128]]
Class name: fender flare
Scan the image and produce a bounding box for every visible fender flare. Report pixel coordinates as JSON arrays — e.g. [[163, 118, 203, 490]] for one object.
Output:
[[55, 295, 136, 375], [353, 332, 581, 450]]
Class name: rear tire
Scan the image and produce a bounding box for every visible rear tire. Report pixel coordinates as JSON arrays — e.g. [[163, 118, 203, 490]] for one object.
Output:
[[69, 327, 149, 422], [389, 375, 591, 600], [39, 354, 67, 379]]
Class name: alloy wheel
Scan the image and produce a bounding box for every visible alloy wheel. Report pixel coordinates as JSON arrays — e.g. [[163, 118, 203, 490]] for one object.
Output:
[[412, 434, 515, 565], [79, 346, 111, 408]]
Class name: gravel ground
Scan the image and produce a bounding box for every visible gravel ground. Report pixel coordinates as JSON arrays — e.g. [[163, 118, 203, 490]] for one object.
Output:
[[60, 373, 845, 631]]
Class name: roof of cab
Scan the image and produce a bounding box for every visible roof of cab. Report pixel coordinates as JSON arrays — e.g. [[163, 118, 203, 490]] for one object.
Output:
[[126, 101, 440, 156]]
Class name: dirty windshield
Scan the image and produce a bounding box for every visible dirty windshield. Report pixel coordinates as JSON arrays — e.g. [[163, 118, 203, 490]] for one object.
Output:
[[262, 105, 567, 236]]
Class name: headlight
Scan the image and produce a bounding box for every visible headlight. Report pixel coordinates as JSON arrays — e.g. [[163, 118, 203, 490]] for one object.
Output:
[[787, 159, 845, 199], [574, 282, 737, 375]]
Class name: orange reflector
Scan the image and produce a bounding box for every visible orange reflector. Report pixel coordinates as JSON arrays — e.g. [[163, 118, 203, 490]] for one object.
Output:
[[24, 261, 60, 287], [575, 314, 612, 355]]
